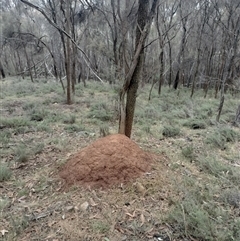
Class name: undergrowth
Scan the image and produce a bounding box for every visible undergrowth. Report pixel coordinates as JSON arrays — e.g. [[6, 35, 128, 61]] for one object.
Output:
[[0, 79, 239, 241]]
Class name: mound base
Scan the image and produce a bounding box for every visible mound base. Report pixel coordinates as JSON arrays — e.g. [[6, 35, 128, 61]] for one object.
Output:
[[59, 134, 153, 189]]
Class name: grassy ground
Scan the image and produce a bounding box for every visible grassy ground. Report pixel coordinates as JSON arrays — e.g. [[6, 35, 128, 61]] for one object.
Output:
[[0, 77, 240, 241]]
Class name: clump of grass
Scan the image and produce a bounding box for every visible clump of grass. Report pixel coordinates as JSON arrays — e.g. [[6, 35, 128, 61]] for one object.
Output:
[[46, 112, 65, 123], [0, 163, 12, 182], [63, 115, 76, 124], [35, 122, 51, 132], [218, 127, 239, 142], [89, 91, 95, 97], [161, 102, 171, 112], [196, 155, 240, 184], [64, 124, 85, 133], [10, 215, 29, 236], [172, 109, 187, 119], [162, 125, 180, 137], [0, 198, 9, 211], [205, 132, 226, 149], [33, 143, 45, 155], [7, 106, 16, 114], [15, 82, 36, 96], [167, 196, 235, 240], [99, 124, 110, 137], [87, 101, 113, 121], [14, 145, 29, 163], [22, 102, 36, 111], [42, 95, 64, 105], [87, 109, 112, 121], [91, 221, 110, 234], [182, 145, 195, 161], [183, 118, 206, 129], [144, 106, 159, 119], [167, 176, 240, 240], [205, 126, 239, 149], [29, 108, 49, 121], [91, 102, 108, 111], [0, 117, 31, 128], [142, 125, 151, 134], [0, 129, 12, 145], [221, 188, 240, 208], [168, 200, 215, 240]]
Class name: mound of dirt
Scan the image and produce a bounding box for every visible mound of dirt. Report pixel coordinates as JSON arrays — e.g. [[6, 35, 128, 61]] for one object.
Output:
[[59, 134, 153, 189]]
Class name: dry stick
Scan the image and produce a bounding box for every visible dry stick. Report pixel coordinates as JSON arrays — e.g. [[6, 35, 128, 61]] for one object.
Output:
[[181, 204, 188, 238], [20, 0, 104, 83]]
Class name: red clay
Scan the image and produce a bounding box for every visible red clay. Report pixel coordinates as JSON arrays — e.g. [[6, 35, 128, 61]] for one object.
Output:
[[59, 134, 153, 189]]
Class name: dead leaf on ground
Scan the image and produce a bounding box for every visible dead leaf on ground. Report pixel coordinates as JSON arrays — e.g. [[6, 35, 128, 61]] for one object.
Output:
[[140, 213, 145, 227], [80, 201, 89, 211], [1, 229, 8, 236], [89, 198, 97, 206], [126, 210, 136, 218]]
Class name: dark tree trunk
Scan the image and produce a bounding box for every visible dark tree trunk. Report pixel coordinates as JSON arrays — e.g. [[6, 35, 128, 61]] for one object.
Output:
[[0, 61, 5, 79], [23, 45, 34, 82], [71, 44, 76, 94], [119, 0, 158, 138], [173, 70, 180, 90], [66, 0, 72, 104], [158, 50, 164, 95]]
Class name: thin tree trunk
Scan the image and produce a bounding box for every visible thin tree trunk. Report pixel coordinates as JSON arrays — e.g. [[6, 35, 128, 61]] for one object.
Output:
[[216, 95, 224, 122], [23, 45, 34, 82], [158, 50, 164, 95], [119, 0, 158, 137], [66, 0, 71, 104], [0, 60, 5, 79], [71, 44, 76, 94], [168, 40, 173, 87]]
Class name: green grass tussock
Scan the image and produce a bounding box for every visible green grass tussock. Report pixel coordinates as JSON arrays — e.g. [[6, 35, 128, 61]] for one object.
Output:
[[0, 163, 12, 182], [162, 125, 180, 137]]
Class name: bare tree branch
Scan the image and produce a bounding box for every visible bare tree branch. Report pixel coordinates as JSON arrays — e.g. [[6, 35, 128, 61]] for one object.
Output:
[[20, 0, 104, 83]]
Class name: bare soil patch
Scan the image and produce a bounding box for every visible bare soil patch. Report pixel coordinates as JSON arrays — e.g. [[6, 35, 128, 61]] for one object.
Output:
[[60, 134, 154, 189]]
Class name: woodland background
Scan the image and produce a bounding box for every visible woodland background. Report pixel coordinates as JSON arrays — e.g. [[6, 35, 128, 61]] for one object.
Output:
[[1, 0, 240, 98]]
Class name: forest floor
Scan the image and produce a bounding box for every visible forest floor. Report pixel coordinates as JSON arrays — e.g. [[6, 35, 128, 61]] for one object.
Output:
[[0, 77, 240, 241]]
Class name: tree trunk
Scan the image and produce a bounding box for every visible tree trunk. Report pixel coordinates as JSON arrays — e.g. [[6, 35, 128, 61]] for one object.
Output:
[[71, 43, 76, 94], [173, 70, 179, 90], [66, 0, 72, 104], [168, 40, 173, 87], [125, 51, 144, 137], [118, 0, 158, 138], [216, 95, 224, 122], [158, 50, 164, 95], [23, 45, 34, 82], [0, 60, 5, 79]]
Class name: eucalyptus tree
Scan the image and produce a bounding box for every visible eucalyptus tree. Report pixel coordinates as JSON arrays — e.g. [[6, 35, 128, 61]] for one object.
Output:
[[20, 0, 101, 104], [190, 0, 212, 97], [1, 1, 46, 80], [211, 0, 240, 99], [119, 0, 159, 137], [155, 0, 179, 95], [172, 0, 196, 90]]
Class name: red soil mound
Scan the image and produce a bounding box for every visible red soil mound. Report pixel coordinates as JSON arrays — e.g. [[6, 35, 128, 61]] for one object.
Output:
[[59, 134, 153, 189]]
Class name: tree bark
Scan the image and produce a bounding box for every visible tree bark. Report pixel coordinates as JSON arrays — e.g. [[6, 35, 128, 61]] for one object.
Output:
[[0, 60, 5, 79], [65, 0, 72, 104], [119, 0, 158, 138]]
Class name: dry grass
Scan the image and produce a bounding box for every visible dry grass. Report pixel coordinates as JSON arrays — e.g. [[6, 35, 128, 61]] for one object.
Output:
[[0, 78, 240, 240]]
